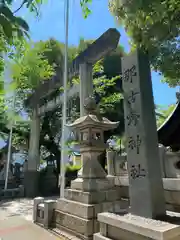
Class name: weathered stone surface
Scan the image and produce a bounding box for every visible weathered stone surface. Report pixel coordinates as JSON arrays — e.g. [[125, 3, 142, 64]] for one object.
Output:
[[56, 198, 95, 219], [165, 191, 180, 205], [55, 185, 122, 239], [122, 49, 166, 218], [164, 152, 180, 178], [33, 197, 44, 222], [105, 188, 121, 202], [115, 175, 180, 192], [28, 107, 40, 171], [98, 212, 180, 240], [106, 151, 116, 176], [94, 219, 100, 233], [163, 178, 180, 191], [64, 189, 106, 204], [115, 176, 180, 208], [94, 233, 111, 240], [107, 225, 153, 240], [102, 202, 113, 213], [77, 153, 107, 180], [80, 63, 93, 117], [71, 178, 114, 192], [114, 176, 129, 187], [114, 155, 127, 176], [54, 210, 94, 236], [100, 222, 108, 236], [44, 199, 56, 228]]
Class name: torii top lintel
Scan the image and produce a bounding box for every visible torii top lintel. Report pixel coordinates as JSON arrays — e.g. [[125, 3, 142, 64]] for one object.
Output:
[[26, 28, 120, 108]]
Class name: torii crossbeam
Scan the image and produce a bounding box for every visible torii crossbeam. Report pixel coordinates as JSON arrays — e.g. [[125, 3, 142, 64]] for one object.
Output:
[[26, 28, 120, 114]]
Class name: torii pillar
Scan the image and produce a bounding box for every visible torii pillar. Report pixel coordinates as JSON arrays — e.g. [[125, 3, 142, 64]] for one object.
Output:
[[24, 106, 40, 197], [79, 63, 93, 116]]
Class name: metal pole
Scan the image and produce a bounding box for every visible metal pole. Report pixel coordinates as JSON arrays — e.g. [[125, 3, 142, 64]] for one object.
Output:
[[60, 0, 69, 198], [5, 92, 16, 190]]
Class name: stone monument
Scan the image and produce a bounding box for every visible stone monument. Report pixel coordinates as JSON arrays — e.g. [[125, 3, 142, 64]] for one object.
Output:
[[54, 96, 122, 240], [95, 50, 180, 240], [122, 49, 166, 219]]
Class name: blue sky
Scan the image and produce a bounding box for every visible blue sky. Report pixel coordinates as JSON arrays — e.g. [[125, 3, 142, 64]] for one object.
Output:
[[13, 0, 178, 107]]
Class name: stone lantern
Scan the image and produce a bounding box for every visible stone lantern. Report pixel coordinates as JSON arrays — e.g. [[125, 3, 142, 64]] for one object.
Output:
[[66, 96, 119, 191]]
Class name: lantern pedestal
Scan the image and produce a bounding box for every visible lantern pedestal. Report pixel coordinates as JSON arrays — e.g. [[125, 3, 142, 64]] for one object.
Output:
[[55, 184, 123, 240], [54, 97, 122, 240], [71, 177, 114, 192], [55, 151, 122, 240], [71, 146, 114, 192]]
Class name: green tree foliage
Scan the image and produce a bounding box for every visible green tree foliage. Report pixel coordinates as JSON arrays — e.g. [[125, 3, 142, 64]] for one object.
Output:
[[9, 40, 54, 114], [156, 104, 176, 127], [0, 0, 46, 74], [0, 0, 45, 41], [0, 0, 92, 79], [0, 40, 54, 154], [80, 0, 92, 18], [1, 37, 124, 173], [71, 38, 125, 137], [109, 0, 180, 87]]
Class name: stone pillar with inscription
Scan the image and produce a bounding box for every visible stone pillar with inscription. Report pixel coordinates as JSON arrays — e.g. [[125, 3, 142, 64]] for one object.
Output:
[[121, 49, 166, 219], [24, 106, 40, 197], [94, 50, 180, 240]]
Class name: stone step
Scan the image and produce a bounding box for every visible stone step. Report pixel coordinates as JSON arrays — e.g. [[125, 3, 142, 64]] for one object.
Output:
[[51, 227, 81, 240], [57, 198, 123, 219], [0, 187, 24, 199], [56, 198, 96, 219], [64, 187, 121, 204], [94, 233, 110, 240], [53, 209, 96, 238], [52, 225, 92, 240]]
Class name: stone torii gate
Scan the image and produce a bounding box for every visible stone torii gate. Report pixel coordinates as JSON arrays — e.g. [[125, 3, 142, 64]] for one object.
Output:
[[25, 28, 120, 197]]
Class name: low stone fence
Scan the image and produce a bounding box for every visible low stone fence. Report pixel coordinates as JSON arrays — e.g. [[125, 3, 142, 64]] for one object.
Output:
[[160, 150, 180, 178], [0, 180, 17, 189], [107, 148, 180, 179], [115, 176, 180, 213], [33, 197, 57, 228], [0, 185, 24, 200]]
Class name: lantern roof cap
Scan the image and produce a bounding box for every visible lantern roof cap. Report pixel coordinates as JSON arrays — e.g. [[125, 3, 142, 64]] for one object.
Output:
[[66, 96, 119, 130]]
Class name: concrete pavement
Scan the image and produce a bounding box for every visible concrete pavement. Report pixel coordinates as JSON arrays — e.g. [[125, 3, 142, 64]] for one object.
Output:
[[0, 198, 61, 240], [0, 209, 59, 240], [0, 208, 59, 240]]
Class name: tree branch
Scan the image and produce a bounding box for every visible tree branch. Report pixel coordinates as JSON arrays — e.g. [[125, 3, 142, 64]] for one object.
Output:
[[13, 0, 26, 14]]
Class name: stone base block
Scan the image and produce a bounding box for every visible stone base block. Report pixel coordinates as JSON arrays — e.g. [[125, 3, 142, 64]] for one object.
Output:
[[56, 198, 125, 220], [54, 224, 93, 240], [54, 186, 124, 240], [56, 198, 95, 219], [64, 188, 106, 204], [64, 187, 121, 204], [97, 212, 180, 240], [71, 178, 114, 192], [54, 210, 94, 237], [115, 176, 180, 210]]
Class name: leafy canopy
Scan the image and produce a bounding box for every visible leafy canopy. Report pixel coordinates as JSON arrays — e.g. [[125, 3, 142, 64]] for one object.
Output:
[[156, 104, 176, 127], [9, 40, 55, 113], [109, 0, 180, 87], [0, 37, 124, 170], [0, 0, 47, 42]]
